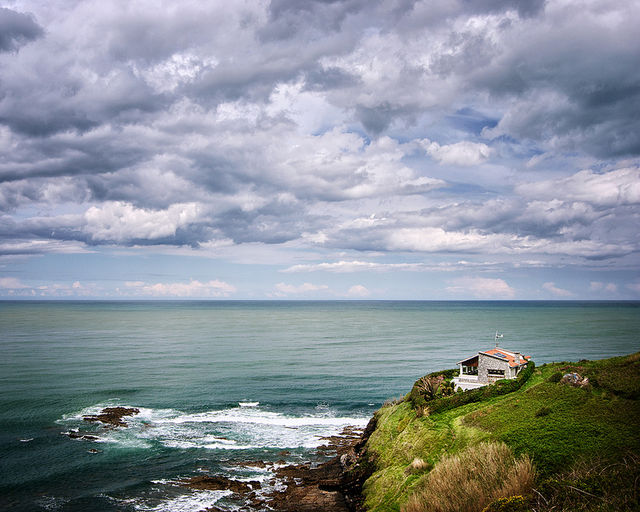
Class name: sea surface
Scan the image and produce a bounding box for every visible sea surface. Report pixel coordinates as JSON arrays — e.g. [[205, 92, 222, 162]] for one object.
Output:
[[1, 300, 639, 511]]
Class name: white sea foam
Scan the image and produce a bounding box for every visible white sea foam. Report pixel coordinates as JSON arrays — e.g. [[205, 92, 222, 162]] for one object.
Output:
[[164, 408, 368, 428], [239, 401, 259, 407], [133, 489, 231, 512], [59, 402, 369, 452]]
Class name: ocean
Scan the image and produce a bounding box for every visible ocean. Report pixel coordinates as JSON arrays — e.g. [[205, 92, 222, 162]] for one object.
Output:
[[1, 300, 639, 511]]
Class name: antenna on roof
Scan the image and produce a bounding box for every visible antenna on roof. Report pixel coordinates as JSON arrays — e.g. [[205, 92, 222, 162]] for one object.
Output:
[[494, 331, 504, 347]]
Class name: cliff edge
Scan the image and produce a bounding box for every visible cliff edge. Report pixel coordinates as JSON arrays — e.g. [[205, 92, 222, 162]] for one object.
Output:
[[359, 352, 640, 512]]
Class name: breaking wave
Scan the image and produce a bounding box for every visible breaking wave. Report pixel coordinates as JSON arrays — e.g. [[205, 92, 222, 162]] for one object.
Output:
[[57, 402, 369, 452]]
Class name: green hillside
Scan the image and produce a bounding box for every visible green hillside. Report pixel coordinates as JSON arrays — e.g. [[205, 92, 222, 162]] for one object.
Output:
[[360, 353, 640, 512]]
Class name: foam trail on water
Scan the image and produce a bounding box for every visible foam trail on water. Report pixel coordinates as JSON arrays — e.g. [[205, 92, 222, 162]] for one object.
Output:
[[58, 402, 369, 452], [132, 489, 231, 512]]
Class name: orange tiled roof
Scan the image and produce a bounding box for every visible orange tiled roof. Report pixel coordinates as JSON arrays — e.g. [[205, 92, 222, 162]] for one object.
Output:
[[481, 348, 530, 367]]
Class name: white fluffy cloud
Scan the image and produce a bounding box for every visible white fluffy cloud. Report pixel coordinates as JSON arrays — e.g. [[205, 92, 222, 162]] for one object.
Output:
[[84, 202, 200, 242], [421, 140, 492, 166], [590, 281, 618, 293], [0, 277, 29, 289], [347, 284, 370, 297], [124, 279, 236, 297], [542, 282, 573, 297], [273, 282, 329, 296], [446, 277, 515, 299]]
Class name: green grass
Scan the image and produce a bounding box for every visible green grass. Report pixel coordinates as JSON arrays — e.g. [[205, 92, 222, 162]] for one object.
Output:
[[362, 352, 640, 511]]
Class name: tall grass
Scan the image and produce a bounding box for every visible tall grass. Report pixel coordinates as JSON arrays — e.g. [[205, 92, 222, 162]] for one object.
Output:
[[402, 442, 535, 512]]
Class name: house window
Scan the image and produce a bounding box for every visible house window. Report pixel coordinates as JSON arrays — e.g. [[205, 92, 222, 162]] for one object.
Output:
[[487, 369, 505, 377], [463, 365, 478, 375]]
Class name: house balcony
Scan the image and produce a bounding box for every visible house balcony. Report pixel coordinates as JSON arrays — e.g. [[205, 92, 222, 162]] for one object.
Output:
[[452, 374, 486, 391], [454, 375, 478, 382]]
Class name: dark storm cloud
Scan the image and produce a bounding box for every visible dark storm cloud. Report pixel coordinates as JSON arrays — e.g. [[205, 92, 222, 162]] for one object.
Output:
[[303, 66, 361, 91], [462, 0, 546, 18], [0, 65, 169, 137], [0, 8, 43, 53], [261, 0, 369, 40], [0, 128, 153, 183], [469, 2, 640, 158], [355, 104, 397, 135]]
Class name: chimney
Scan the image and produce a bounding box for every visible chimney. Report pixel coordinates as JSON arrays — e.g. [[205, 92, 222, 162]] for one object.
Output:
[[514, 352, 521, 365]]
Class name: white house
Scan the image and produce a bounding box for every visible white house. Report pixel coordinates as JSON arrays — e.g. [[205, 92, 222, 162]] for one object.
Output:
[[452, 347, 531, 391]]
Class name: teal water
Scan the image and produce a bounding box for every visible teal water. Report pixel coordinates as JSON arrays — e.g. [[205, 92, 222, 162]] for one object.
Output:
[[1, 301, 639, 511]]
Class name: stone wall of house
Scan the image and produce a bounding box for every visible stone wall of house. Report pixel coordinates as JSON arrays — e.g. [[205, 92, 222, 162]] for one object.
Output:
[[478, 354, 512, 383]]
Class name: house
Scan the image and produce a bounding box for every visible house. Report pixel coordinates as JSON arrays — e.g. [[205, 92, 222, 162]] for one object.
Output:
[[452, 346, 531, 391]]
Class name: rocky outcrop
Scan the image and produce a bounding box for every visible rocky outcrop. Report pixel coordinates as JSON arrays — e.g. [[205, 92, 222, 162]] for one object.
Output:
[[560, 372, 591, 389], [83, 407, 140, 427], [263, 416, 378, 512], [179, 475, 261, 494]]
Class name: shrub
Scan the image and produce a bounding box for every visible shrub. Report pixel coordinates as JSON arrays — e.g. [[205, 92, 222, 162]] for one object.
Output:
[[547, 372, 563, 383], [402, 442, 536, 512], [481, 495, 528, 512], [535, 406, 551, 417], [409, 368, 458, 409], [416, 375, 445, 400], [532, 452, 640, 511]]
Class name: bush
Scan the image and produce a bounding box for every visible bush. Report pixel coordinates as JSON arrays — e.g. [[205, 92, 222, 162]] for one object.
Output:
[[532, 452, 640, 511], [408, 368, 459, 410], [547, 372, 563, 383], [402, 442, 535, 512], [481, 495, 528, 512], [535, 406, 552, 417]]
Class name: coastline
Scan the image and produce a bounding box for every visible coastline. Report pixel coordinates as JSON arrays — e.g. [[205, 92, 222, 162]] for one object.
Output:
[[258, 416, 378, 512]]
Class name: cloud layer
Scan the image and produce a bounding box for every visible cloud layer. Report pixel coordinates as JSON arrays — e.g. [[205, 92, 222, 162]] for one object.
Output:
[[0, 0, 639, 298]]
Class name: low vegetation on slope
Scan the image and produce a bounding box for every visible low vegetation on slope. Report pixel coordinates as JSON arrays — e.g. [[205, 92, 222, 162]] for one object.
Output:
[[403, 442, 535, 512], [362, 352, 640, 512]]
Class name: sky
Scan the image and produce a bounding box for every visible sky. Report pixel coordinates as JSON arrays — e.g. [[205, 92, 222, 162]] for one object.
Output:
[[0, 0, 639, 300]]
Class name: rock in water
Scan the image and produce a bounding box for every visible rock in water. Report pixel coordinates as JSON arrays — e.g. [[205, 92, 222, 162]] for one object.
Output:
[[83, 407, 140, 427], [179, 475, 260, 494]]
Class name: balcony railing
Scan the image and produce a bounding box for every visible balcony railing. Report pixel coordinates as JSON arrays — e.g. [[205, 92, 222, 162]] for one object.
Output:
[[454, 375, 478, 382]]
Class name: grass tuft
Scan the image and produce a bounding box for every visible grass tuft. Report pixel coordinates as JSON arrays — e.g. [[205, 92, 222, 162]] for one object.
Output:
[[405, 457, 431, 475], [401, 442, 535, 512]]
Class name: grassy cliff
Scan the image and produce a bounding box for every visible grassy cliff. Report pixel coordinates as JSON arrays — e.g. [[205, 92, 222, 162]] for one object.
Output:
[[360, 352, 640, 512]]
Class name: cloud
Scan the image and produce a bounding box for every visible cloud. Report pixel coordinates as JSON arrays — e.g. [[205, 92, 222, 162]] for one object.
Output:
[[0, 239, 90, 256], [0, 8, 43, 53], [273, 282, 329, 296], [0, 0, 638, 297], [542, 282, 573, 297], [282, 260, 433, 273], [346, 284, 370, 297], [517, 168, 640, 207], [0, 277, 105, 297], [124, 279, 236, 297], [0, 277, 29, 289], [590, 281, 618, 293], [446, 277, 515, 299], [422, 140, 492, 166], [84, 201, 201, 243]]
